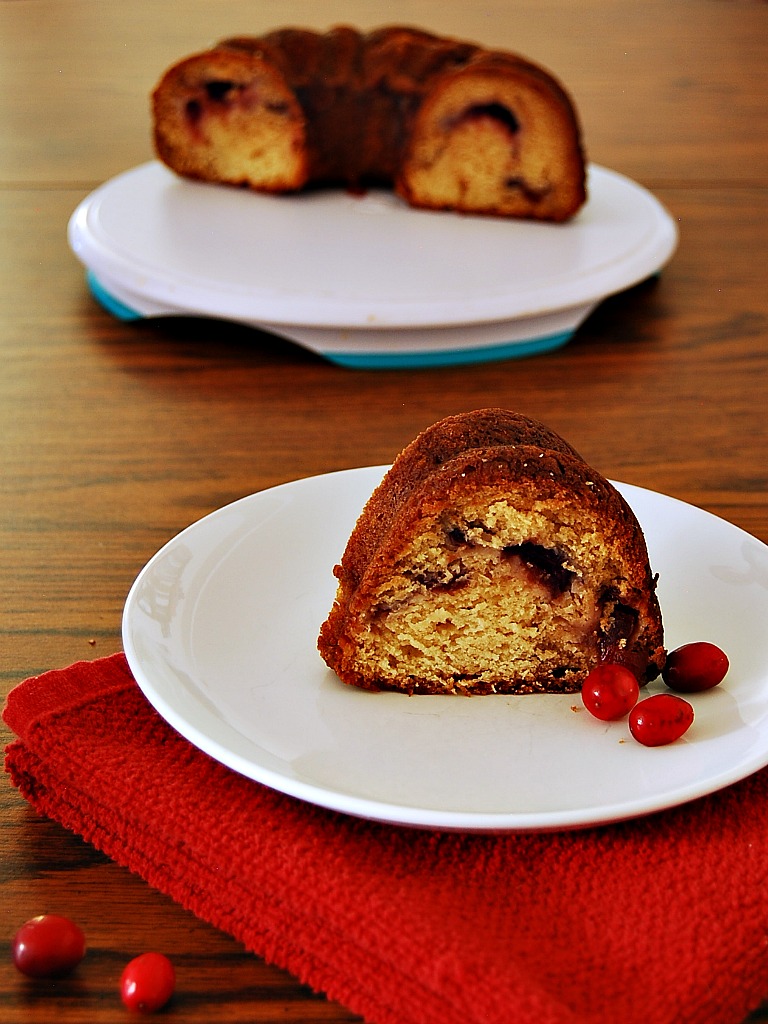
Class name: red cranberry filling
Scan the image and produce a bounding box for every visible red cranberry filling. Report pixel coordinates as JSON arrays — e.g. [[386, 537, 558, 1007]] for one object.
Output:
[[503, 542, 574, 595], [205, 79, 236, 102], [410, 559, 469, 592], [459, 102, 520, 134]]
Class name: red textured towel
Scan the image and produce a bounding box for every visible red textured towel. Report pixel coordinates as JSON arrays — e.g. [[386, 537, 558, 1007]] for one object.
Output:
[[4, 654, 768, 1024]]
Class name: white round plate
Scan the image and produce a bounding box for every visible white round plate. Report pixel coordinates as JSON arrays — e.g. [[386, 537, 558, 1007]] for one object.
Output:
[[122, 466, 768, 832], [70, 162, 677, 368]]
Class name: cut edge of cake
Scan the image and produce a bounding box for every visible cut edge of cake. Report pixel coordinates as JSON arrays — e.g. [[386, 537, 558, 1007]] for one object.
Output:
[[317, 410, 665, 695]]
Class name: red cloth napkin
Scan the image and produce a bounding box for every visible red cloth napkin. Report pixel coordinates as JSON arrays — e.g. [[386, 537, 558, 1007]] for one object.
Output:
[[5, 653, 768, 1024]]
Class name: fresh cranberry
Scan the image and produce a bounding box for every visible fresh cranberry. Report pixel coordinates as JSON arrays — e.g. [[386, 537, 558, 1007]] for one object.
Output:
[[662, 641, 729, 693], [120, 952, 175, 1013], [12, 914, 86, 978], [629, 693, 694, 746], [581, 663, 640, 721]]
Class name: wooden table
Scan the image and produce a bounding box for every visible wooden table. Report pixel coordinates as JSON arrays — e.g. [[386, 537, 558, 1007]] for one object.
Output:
[[2, 1, 767, 1020]]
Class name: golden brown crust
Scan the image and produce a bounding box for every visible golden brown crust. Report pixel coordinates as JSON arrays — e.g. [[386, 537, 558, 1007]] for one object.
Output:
[[152, 26, 587, 220], [318, 410, 665, 695]]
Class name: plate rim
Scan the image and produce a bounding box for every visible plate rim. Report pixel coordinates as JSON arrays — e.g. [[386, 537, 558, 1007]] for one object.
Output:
[[70, 161, 678, 331], [122, 466, 768, 832]]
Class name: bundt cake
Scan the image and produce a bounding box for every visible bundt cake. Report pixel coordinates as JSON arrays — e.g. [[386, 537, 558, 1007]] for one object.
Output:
[[152, 26, 587, 222], [317, 410, 665, 695]]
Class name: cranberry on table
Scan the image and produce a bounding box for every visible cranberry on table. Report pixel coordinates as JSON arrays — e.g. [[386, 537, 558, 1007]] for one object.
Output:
[[662, 641, 729, 693], [120, 952, 175, 1013], [581, 663, 640, 721], [629, 693, 694, 746], [12, 914, 86, 978]]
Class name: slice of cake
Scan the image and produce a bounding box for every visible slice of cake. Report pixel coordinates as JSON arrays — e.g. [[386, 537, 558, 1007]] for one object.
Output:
[[317, 410, 665, 695]]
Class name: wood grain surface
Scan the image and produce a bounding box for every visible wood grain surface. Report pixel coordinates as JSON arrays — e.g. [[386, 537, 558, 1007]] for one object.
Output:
[[2, 1, 767, 1020]]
